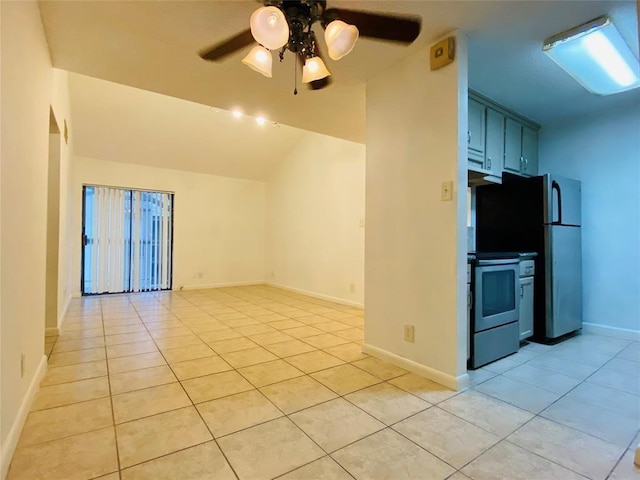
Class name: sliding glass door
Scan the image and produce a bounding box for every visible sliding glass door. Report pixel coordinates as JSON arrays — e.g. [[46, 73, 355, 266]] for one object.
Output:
[[82, 185, 173, 295]]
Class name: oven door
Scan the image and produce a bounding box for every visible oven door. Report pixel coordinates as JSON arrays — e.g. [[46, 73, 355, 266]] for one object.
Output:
[[474, 260, 519, 332]]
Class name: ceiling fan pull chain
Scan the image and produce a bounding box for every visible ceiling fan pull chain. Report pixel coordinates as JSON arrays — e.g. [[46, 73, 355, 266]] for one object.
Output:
[[293, 53, 298, 95]]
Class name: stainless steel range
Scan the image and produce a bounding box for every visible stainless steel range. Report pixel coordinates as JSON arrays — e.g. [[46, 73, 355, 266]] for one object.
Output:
[[470, 252, 520, 369]]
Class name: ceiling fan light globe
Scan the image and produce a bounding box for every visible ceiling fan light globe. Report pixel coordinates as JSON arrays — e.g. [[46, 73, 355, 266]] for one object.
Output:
[[324, 20, 359, 60], [242, 45, 273, 77], [302, 56, 331, 83], [249, 6, 290, 50]]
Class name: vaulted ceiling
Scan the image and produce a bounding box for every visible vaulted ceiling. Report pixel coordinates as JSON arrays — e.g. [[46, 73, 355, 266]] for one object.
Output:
[[40, 0, 639, 144]]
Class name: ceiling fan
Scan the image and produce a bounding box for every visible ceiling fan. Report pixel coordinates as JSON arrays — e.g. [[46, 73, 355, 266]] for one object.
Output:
[[199, 0, 422, 92]]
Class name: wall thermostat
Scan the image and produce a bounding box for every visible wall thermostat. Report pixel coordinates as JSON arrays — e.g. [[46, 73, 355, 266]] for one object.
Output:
[[430, 36, 456, 70]]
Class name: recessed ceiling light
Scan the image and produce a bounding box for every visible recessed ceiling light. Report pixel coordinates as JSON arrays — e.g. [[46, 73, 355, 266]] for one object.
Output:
[[255, 116, 266, 125], [232, 109, 243, 118]]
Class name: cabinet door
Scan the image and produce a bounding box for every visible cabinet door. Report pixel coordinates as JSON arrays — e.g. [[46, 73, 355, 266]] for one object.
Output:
[[503, 118, 522, 174], [519, 277, 534, 340], [468, 99, 486, 157], [521, 126, 538, 176], [485, 109, 505, 177]]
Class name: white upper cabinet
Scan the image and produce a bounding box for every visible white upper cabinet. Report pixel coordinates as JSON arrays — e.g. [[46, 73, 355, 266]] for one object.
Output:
[[504, 117, 524, 174], [468, 99, 486, 163], [468, 91, 539, 178], [485, 109, 505, 177], [521, 126, 539, 176], [504, 119, 539, 177]]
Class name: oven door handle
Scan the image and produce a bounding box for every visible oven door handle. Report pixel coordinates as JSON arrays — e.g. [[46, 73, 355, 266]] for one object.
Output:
[[477, 259, 519, 266]]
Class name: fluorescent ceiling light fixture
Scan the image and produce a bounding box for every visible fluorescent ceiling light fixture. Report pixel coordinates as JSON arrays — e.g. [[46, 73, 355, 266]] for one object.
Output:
[[255, 116, 266, 125], [231, 109, 243, 118], [543, 16, 640, 95]]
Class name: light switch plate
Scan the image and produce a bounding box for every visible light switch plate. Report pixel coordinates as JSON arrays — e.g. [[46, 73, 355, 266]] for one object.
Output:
[[430, 36, 455, 71]]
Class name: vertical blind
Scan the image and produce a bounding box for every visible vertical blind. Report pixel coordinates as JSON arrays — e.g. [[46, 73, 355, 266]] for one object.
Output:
[[82, 186, 173, 294]]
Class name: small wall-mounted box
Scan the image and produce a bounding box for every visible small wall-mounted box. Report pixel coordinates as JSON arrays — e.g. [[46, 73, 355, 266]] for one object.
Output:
[[430, 37, 456, 71]]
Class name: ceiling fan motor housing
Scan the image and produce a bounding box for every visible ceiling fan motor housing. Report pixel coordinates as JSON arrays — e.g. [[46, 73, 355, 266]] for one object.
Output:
[[276, 1, 325, 54]]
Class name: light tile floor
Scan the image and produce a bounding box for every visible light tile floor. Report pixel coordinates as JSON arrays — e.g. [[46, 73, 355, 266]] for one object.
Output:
[[9, 285, 640, 480]]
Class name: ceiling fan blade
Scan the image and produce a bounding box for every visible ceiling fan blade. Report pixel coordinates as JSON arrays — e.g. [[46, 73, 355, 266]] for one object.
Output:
[[323, 8, 421, 43], [199, 29, 254, 61]]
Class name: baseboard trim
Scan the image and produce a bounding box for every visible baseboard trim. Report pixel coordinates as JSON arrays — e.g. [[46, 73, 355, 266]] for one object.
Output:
[[265, 282, 364, 309], [57, 294, 72, 332], [582, 323, 640, 341], [45, 327, 59, 336], [1, 355, 48, 479], [176, 281, 263, 291], [362, 343, 469, 391]]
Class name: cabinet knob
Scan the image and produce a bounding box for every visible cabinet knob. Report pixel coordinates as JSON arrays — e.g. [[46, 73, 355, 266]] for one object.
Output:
[[468, 131, 471, 144], [486, 157, 492, 169]]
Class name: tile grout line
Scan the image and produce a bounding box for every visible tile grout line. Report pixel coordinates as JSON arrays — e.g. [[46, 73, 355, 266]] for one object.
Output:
[[101, 296, 123, 477], [40, 287, 633, 480], [467, 340, 637, 478], [117, 290, 380, 478], [165, 290, 349, 474], [140, 288, 450, 479], [128, 296, 242, 480], [46, 304, 488, 472]]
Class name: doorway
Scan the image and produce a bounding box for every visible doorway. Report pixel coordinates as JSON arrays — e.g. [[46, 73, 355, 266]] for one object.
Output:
[[81, 185, 174, 295]]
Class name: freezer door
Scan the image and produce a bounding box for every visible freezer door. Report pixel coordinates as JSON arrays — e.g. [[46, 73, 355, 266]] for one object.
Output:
[[544, 225, 582, 338], [543, 174, 582, 226]]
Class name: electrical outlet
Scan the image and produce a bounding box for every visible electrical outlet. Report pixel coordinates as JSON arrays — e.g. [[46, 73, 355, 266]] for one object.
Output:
[[441, 181, 453, 201], [197, 272, 204, 279], [270, 271, 275, 278], [20, 354, 26, 378], [404, 325, 415, 343], [349, 283, 355, 293]]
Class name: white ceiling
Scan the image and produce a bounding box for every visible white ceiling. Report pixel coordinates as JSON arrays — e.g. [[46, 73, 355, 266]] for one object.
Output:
[[40, 0, 639, 144], [68, 73, 311, 181]]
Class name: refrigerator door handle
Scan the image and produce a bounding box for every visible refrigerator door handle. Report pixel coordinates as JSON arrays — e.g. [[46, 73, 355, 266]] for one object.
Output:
[[552, 180, 562, 224]]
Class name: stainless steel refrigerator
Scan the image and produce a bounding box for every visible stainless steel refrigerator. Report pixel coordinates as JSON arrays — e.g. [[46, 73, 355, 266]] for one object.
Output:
[[476, 173, 582, 341]]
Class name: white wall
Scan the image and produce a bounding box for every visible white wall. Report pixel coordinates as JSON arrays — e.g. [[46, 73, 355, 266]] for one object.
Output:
[[51, 70, 75, 330], [45, 130, 61, 331], [539, 102, 640, 333], [0, 1, 52, 476], [364, 32, 469, 389], [71, 157, 266, 294], [265, 133, 365, 306]]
